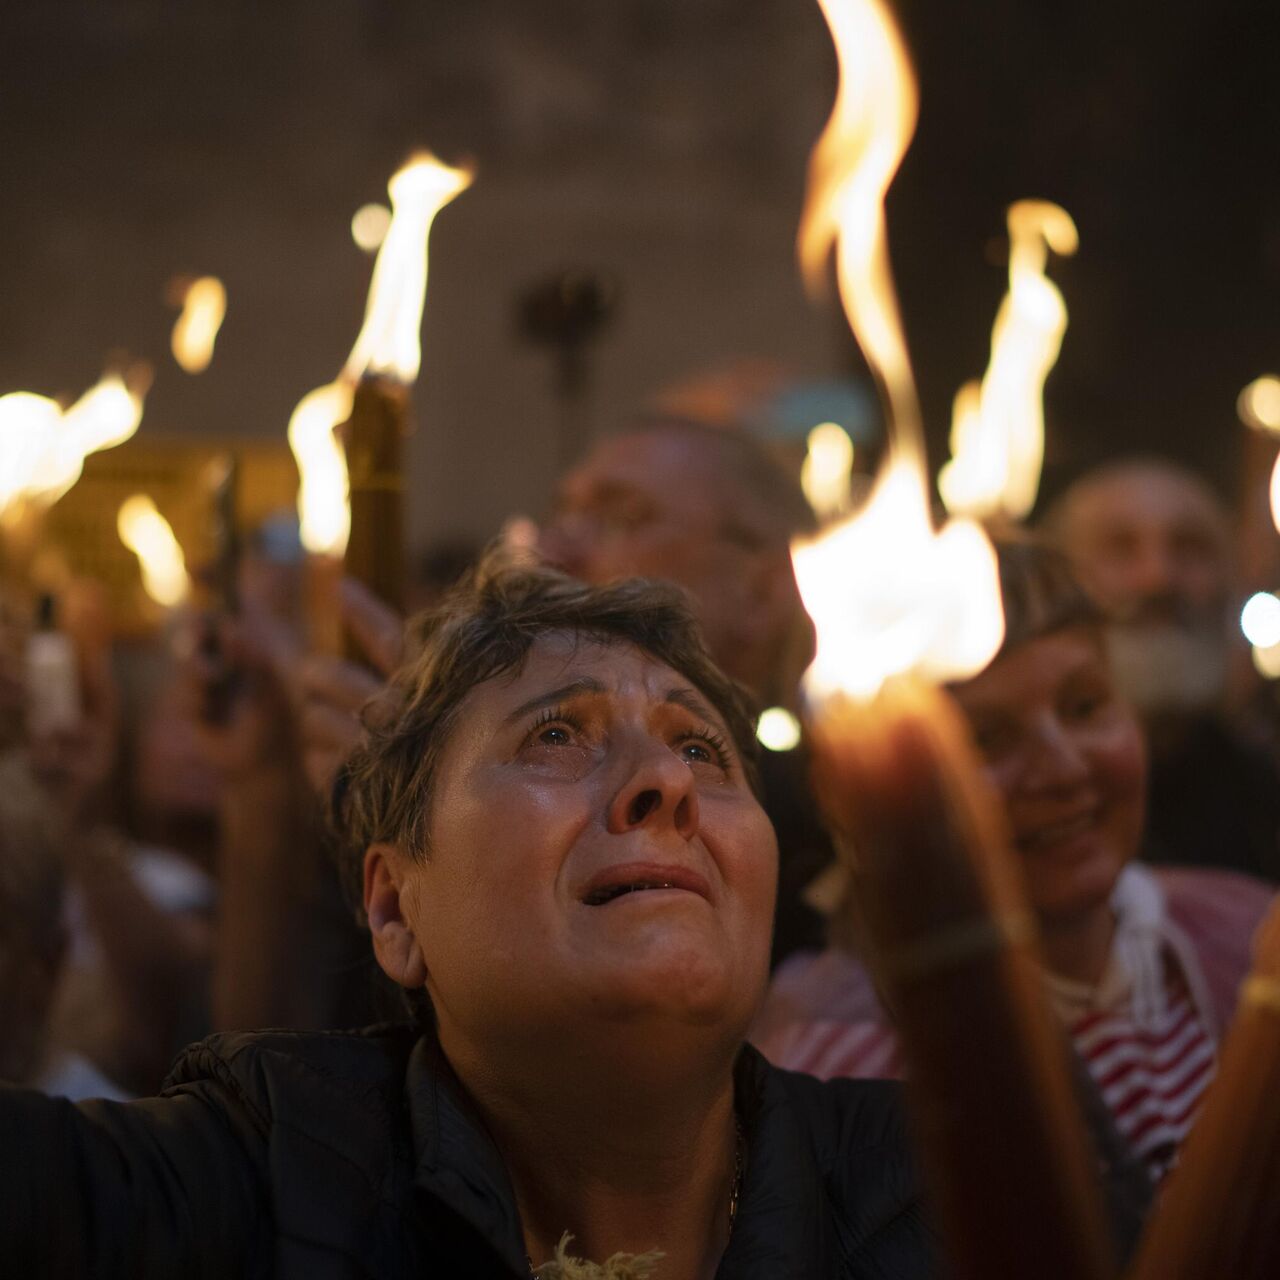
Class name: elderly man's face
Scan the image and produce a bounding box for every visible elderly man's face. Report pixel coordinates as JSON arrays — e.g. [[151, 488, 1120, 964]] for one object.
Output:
[[539, 431, 783, 692], [1061, 466, 1229, 625], [375, 633, 777, 1053], [1058, 465, 1232, 713]]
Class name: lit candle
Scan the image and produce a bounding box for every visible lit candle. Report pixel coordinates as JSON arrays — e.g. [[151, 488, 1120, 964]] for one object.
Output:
[[288, 152, 472, 651], [794, 4, 1111, 1277], [1129, 897, 1280, 1280]]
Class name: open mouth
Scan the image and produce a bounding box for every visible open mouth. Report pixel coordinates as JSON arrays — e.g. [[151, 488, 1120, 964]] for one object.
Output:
[[579, 863, 712, 907], [583, 881, 684, 906]]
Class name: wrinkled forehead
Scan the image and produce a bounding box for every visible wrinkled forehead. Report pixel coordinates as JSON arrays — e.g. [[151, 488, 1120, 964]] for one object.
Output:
[[464, 631, 723, 729]]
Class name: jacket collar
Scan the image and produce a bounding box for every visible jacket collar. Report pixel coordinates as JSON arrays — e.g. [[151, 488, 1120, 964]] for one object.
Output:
[[405, 1031, 531, 1276], [404, 1032, 836, 1279]]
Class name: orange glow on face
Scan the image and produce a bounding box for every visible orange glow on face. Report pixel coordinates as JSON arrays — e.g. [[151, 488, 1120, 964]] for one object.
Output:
[[343, 152, 473, 384], [939, 200, 1077, 521], [792, 0, 1004, 704]]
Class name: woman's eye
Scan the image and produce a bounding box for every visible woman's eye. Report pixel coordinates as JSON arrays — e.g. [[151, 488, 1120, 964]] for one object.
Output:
[[1064, 691, 1106, 721], [537, 724, 574, 746], [676, 733, 730, 772]]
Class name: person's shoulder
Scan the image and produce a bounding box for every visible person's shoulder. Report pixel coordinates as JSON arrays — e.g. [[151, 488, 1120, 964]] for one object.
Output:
[[163, 1023, 421, 1126], [1156, 865, 1274, 936]]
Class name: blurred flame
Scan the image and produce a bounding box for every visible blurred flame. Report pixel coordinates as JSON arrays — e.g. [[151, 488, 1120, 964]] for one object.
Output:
[[798, 0, 921, 453], [0, 392, 63, 518], [795, 455, 1004, 701], [792, 0, 1003, 705], [351, 203, 392, 252], [1238, 375, 1280, 434], [1268, 451, 1280, 537], [1254, 638, 1280, 681], [1241, 591, 1280, 649], [0, 372, 147, 516], [171, 276, 227, 374], [287, 382, 354, 556], [939, 200, 1077, 520], [757, 706, 803, 752], [117, 494, 190, 607], [344, 152, 473, 384], [801, 422, 856, 522]]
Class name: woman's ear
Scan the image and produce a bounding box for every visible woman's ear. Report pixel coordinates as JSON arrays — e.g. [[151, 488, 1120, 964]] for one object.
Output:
[[364, 843, 429, 989]]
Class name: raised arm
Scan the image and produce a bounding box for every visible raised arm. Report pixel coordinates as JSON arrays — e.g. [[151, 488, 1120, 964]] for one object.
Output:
[[0, 1080, 267, 1278]]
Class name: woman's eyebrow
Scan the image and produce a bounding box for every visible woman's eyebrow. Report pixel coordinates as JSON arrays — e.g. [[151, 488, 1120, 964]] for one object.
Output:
[[503, 677, 606, 725], [665, 686, 723, 728]]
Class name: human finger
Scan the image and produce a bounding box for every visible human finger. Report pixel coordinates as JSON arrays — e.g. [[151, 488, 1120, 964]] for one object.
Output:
[[339, 579, 404, 676]]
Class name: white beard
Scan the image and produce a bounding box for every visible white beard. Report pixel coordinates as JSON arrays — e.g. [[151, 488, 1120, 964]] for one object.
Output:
[[1105, 621, 1227, 715]]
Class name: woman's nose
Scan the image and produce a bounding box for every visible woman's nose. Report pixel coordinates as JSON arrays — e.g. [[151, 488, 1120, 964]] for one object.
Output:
[[606, 740, 700, 839]]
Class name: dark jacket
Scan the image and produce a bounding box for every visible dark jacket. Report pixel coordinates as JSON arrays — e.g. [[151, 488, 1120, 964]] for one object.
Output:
[[0, 1023, 935, 1278]]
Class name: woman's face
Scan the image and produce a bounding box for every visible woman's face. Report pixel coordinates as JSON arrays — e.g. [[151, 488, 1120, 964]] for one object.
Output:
[[950, 626, 1147, 923], [384, 633, 777, 1049]]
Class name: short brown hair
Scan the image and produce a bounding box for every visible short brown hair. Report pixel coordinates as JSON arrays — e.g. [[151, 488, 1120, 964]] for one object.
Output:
[[333, 551, 762, 907], [990, 532, 1103, 657]]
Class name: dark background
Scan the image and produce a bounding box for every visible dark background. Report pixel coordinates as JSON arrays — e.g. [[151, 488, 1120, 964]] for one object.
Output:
[[2, 0, 1278, 549]]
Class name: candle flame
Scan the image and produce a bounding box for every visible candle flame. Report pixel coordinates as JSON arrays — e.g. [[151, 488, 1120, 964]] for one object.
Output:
[[792, 0, 1004, 705], [344, 152, 473, 384], [171, 276, 227, 374], [798, 0, 921, 454], [117, 494, 190, 607], [288, 381, 354, 556], [795, 455, 1004, 701], [0, 372, 147, 516], [939, 200, 1077, 520], [801, 422, 856, 522], [0, 392, 63, 518]]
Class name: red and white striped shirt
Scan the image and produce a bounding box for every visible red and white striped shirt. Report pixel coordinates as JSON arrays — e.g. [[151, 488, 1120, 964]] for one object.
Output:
[[1066, 973, 1215, 1182], [754, 867, 1273, 1181]]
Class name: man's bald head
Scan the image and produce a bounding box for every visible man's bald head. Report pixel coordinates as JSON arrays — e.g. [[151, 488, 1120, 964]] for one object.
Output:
[[1049, 458, 1231, 622], [539, 418, 816, 702]]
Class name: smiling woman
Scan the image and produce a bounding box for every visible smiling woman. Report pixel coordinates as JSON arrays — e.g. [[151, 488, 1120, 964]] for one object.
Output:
[[0, 553, 934, 1280], [756, 537, 1276, 1231]]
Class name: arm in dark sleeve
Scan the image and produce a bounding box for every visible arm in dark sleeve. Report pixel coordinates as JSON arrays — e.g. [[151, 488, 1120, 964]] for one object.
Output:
[[0, 1081, 269, 1279]]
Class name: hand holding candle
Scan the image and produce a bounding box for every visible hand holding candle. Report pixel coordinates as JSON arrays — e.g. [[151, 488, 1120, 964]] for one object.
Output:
[[1128, 896, 1280, 1280]]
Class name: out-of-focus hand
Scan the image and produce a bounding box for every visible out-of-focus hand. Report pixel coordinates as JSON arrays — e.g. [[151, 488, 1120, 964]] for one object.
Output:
[[178, 610, 299, 782], [297, 579, 404, 798], [26, 641, 117, 829]]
